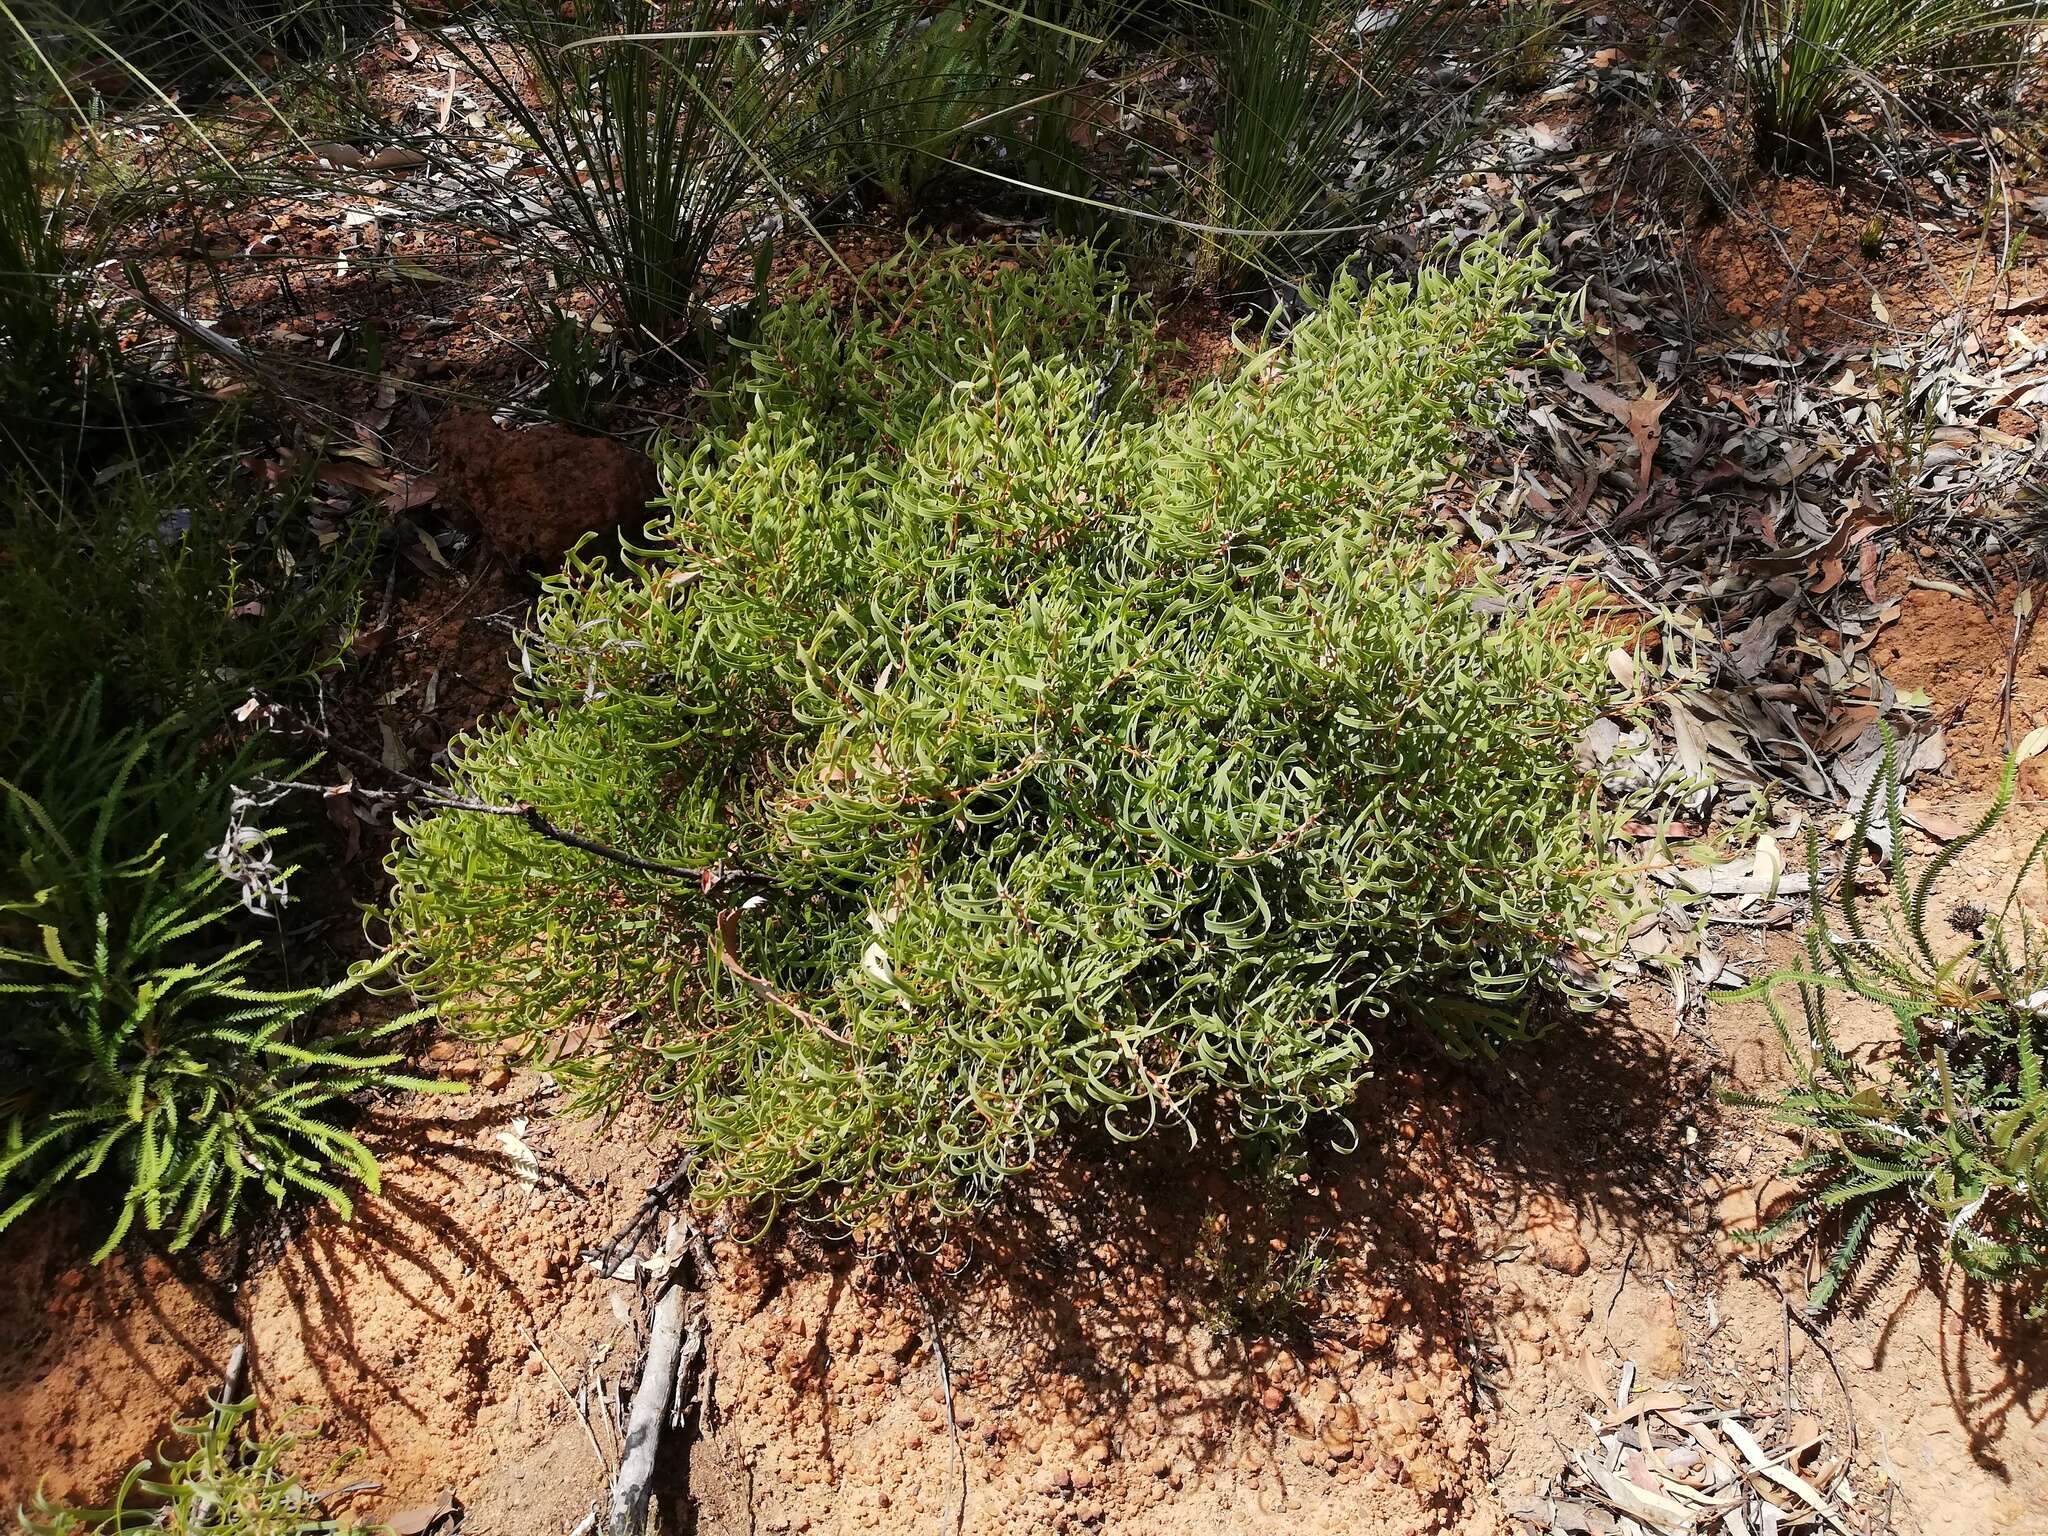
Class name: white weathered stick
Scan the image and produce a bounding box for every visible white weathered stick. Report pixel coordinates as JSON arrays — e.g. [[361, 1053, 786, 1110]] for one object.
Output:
[[610, 1223, 693, 1536], [219, 1338, 249, 1405], [191, 1338, 250, 1531]]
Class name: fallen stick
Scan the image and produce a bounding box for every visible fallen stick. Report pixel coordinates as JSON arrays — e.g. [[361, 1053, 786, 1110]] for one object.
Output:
[[218, 1337, 249, 1407], [894, 1232, 967, 1536], [522, 1322, 610, 1477], [610, 1223, 703, 1536], [668, 1318, 707, 1432], [191, 1337, 250, 1531], [586, 1160, 702, 1282]]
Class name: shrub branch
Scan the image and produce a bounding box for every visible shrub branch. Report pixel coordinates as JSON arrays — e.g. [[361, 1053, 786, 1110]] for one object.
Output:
[[263, 699, 762, 890]]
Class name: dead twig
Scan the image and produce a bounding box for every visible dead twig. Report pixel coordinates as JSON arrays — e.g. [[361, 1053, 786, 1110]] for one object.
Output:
[[896, 1236, 968, 1536], [523, 1323, 611, 1478], [1999, 586, 2038, 756], [257, 699, 762, 891], [218, 1337, 248, 1406], [668, 1318, 708, 1433], [1743, 1259, 1861, 1464], [1605, 1239, 1636, 1322], [122, 276, 341, 437], [190, 1337, 250, 1531], [584, 1160, 711, 1281]]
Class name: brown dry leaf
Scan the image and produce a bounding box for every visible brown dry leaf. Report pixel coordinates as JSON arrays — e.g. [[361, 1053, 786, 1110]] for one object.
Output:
[[1572, 1452, 1705, 1532], [385, 473, 439, 514], [1578, 1347, 1616, 1413], [1666, 694, 1760, 789], [384, 1491, 461, 1536], [1590, 324, 1644, 391], [1726, 585, 1801, 679], [1781, 1412, 1825, 1461], [1904, 799, 1965, 841], [306, 141, 368, 167], [316, 459, 397, 497], [1816, 705, 1877, 755], [1563, 373, 1677, 490], [1718, 1417, 1853, 1535], [1739, 500, 1889, 578]]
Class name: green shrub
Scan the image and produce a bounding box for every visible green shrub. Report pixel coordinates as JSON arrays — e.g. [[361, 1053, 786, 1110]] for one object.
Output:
[[1724, 745, 2048, 1311], [1201, 1230, 1331, 1336], [388, 235, 1627, 1223], [1495, 0, 1569, 89], [19, 1397, 371, 1536], [0, 703, 445, 1261], [1738, 0, 2048, 168]]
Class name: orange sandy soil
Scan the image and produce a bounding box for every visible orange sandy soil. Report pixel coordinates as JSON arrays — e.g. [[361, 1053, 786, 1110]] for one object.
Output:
[[4, 568, 2047, 1536]]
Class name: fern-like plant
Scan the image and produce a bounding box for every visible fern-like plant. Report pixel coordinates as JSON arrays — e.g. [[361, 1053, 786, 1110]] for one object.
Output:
[[1723, 741, 2048, 1311], [1, 443, 370, 764], [388, 235, 1629, 1224], [0, 705, 445, 1260]]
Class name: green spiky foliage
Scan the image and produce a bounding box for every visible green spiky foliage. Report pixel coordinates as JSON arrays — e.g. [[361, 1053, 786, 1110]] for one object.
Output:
[[19, 1397, 372, 1536], [1003, 0, 1144, 240], [1738, 0, 2048, 169], [407, 0, 810, 349], [6, 0, 386, 102], [387, 235, 1629, 1225], [1199, 0, 1457, 288], [797, 1, 1021, 211], [1495, 0, 1569, 89], [0, 704, 447, 1261], [0, 94, 116, 469], [1724, 740, 2048, 1313]]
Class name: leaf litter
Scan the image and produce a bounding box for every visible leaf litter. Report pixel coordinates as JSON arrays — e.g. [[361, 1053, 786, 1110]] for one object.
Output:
[[1512, 1362, 1871, 1536], [1402, 11, 2048, 1033]]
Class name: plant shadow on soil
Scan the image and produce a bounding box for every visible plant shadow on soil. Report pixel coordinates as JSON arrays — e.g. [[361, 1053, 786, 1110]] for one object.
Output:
[[1829, 1190, 2048, 1480], [681, 997, 1730, 1532], [5, 977, 2047, 1533]]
